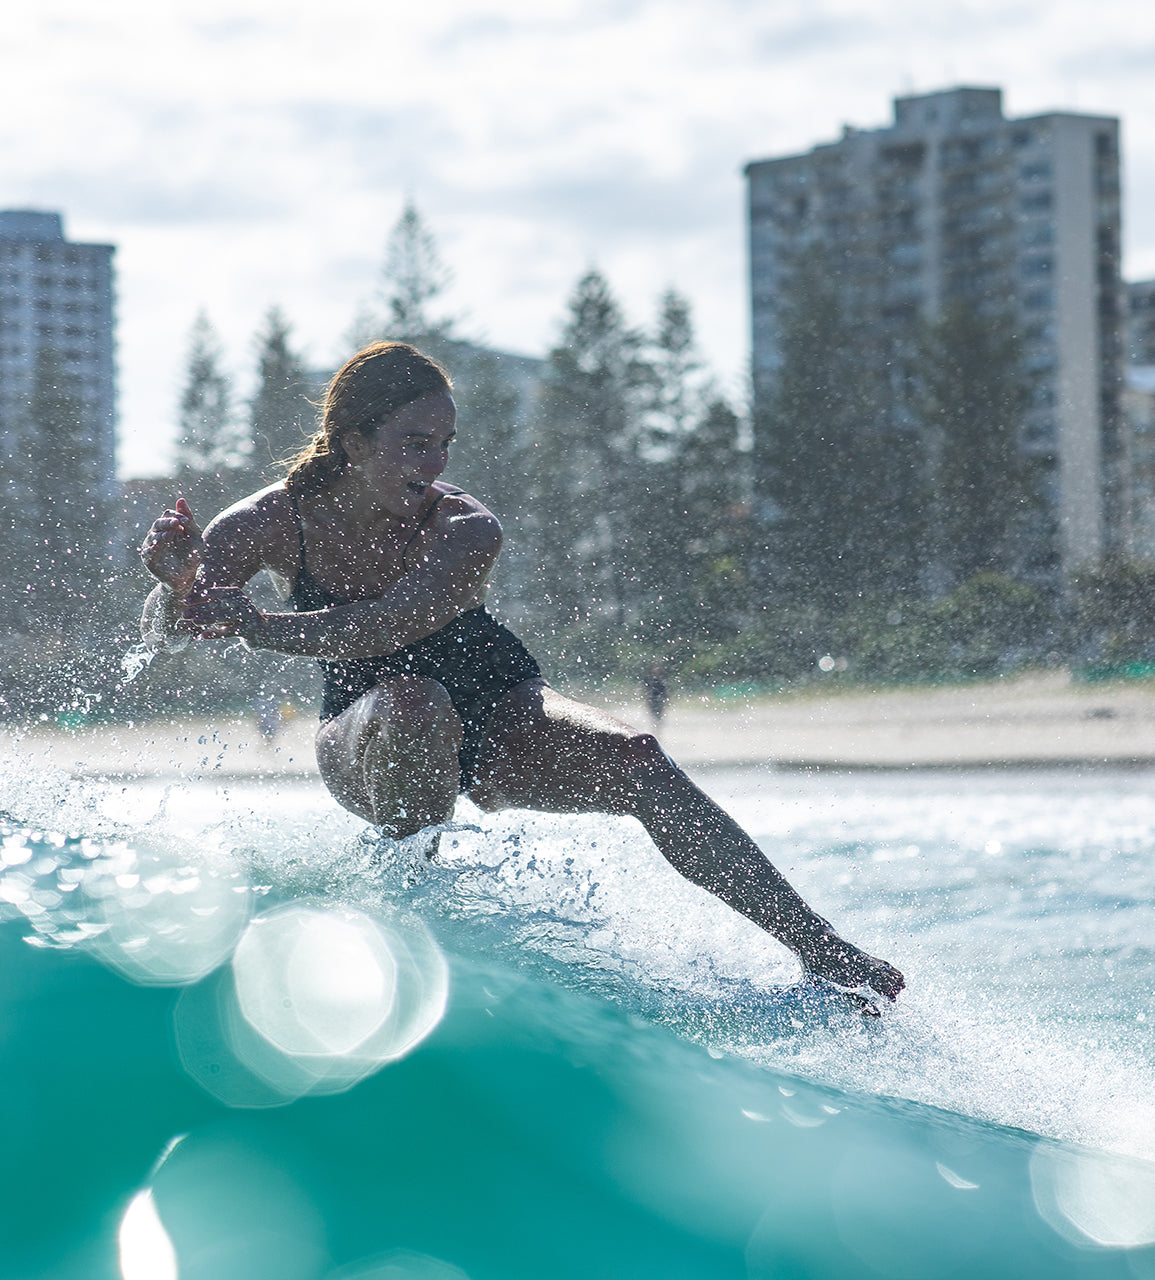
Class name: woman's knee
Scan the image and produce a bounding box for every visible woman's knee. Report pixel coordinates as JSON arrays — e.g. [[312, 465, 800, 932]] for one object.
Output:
[[619, 730, 666, 768], [593, 730, 672, 810], [363, 677, 463, 754]]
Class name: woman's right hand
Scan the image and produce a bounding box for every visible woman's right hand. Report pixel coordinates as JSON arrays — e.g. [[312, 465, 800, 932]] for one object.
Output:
[[140, 497, 204, 593]]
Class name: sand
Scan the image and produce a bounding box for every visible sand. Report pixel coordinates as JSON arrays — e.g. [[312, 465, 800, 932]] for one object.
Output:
[[5, 669, 1155, 782]]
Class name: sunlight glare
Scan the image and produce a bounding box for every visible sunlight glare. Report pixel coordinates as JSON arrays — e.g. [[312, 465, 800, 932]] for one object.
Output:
[[118, 1189, 178, 1280]]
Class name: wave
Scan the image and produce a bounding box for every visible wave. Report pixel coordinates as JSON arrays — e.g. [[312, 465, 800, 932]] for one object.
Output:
[[2, 749, 1153, 1167], [3, 747, 1155, 1278]]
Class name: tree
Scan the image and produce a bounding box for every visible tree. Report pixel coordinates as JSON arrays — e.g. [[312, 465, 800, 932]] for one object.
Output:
[[340, 201, 456, 358], [174, 311, 242, 473], [526, 269, 649, 632], [647, 288, 704, 444], [1071, 556, 1155, 664], [675, 396, 754, 638], [248, 307, 315, 477], [915, 300, 1037, 588], [754, 251, 921, 613], [382, 200, 454, 341], [632, 291, 751, 642]]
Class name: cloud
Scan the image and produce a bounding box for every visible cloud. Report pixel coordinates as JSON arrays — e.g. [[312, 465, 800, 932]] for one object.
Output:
[[4, 0, 1153, 474], [20, 167, 287, 226], [192, 15, 282, 43], [1059, 42, 1155, 77], [752, 13, 883, 60]]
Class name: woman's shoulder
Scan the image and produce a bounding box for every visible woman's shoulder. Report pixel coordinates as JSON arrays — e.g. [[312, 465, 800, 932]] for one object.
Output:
[[434, 483, 502, 540], [201, 483, 300, 574], [434, 483, 498, 524]]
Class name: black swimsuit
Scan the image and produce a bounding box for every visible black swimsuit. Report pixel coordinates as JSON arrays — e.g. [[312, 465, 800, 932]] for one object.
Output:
[[288, 488, 541, 792]]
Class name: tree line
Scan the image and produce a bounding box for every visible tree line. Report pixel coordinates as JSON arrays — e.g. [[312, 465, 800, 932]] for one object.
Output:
[[4, 202, 1155, 725], [162, 205, 1155, 698]]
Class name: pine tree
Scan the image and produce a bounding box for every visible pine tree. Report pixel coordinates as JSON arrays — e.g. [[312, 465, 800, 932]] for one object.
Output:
[[174, 311, 242, 473], [634, 289, 710, 635], [648, 288, 703, 443], [340, 201, 456, 359], [915, 300, 1037, 587], [675, 396, 752, 639], [249, 307, 314, 476], [527, 269, 648, 631], [382, 200, 454, 341]]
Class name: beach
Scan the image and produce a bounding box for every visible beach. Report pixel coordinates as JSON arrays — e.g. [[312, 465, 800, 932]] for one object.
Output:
[[6, 669, 1155, 780]]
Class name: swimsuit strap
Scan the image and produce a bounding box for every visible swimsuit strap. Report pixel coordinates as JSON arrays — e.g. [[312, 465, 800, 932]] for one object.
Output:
[[287, 489, 309, 581]]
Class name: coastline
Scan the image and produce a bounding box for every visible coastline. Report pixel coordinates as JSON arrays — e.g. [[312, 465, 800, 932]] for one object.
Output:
[[6, 669, 1155, 781]]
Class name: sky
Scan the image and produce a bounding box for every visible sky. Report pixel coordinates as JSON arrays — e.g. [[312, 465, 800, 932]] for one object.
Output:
[[2, 0, 1153, 477]]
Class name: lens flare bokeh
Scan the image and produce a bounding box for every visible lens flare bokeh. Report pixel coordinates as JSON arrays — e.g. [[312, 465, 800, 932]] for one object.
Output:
[[175, 901, 449, 1107]]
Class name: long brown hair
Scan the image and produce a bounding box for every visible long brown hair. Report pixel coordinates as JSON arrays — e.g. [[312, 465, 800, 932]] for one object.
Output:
[[285, 341, 452, 496]]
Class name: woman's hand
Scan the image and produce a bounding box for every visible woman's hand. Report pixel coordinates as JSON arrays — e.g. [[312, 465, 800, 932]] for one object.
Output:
[[180, 585, 268, 646], [140, 497, 204, 593]]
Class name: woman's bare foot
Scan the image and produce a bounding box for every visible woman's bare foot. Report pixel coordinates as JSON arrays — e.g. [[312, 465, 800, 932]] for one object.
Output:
[[793, 918, 905, 1003]]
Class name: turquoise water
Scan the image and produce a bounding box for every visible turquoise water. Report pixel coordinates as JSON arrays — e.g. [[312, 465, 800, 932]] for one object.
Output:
[[1, 749, 1154, 1278]]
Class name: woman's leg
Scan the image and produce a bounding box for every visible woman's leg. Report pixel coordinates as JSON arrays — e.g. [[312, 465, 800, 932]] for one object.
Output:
[[315, 675, 463, 835], [471, 680, 904, 1000]]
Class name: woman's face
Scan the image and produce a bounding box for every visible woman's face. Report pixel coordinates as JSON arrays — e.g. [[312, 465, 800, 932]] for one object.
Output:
[[345, 390, 457, 517]]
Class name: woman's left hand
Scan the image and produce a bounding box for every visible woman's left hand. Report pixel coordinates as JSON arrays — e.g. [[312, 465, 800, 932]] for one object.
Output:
[[180, 586, 267, 644]]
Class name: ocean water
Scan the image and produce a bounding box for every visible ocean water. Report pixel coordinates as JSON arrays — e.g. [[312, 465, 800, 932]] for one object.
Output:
[[1, 745, 1153, 1279]]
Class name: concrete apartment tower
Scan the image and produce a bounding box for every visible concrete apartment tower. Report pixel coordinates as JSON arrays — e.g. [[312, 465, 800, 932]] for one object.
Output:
[[745, 87, 1124, 587], [0, 209, 118, 522], [1124, 280, 1155, 556]]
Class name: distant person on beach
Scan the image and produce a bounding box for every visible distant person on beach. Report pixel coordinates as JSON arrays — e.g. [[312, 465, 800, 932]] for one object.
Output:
[[644, 661, 670, 729], [254, 694, 282, 745], [139, 341, 903, 1008]]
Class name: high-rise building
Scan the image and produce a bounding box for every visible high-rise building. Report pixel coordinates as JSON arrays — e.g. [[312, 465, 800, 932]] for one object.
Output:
[[1124, 280, 1155, 557], [0, 210, 119, 631], [1127, 280, 1155, 367], [745, 87, 1123, 585], [0, 209, 117, 491]]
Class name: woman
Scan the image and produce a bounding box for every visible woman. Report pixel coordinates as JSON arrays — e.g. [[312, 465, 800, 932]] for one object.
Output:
[[141, 342, 903, 1007]]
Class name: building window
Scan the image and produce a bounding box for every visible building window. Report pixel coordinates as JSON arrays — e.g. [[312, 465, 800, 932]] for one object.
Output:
[[1023, 287, 1054, 310], [1021, 192, 1053, 212]]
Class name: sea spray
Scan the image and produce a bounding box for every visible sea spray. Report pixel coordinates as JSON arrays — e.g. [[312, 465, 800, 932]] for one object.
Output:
[[2, 757, 1155, 1166], [120, 640, 158, 683]]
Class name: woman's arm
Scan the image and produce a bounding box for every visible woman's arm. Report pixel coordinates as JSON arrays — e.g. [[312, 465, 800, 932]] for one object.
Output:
[[182, 508, 503, 659], [139, 498, 206, 651], [139, 493, 272, 649]]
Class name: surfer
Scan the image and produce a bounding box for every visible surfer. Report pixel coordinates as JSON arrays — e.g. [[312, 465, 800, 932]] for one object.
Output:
[[140, 341, 904, 1006]]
